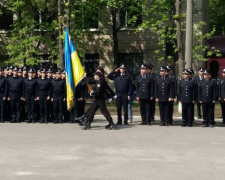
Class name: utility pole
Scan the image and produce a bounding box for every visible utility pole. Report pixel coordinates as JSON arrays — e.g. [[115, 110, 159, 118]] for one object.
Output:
[[185, 0, 193, 68]]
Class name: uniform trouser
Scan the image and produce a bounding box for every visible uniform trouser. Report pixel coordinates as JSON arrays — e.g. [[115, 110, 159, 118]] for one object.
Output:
[[25, 96, 35, 121], [182, 103, 193, 125], [10, 98, 21, 121], [196, 101, 202, 117], [158, 101, 169, 124], [35, 101, 40, 121], [63, 101, 70, 122], [221, 102, 225, 122], [168, 101, 174, 123], [0, 96, 4, 121], [139, 99, 150, 122], [39, 97, 48, 122], [192, 103, 195, 121], [70, 99, 85, 121], [47, 100, 53, 121], [86, 99, 113, 125], [202, 102, 214, 125], [4, 100, 11, 121], [149, 99, 155, 120], [53, 99, 63, 122], [116, 94, 128, 123], [20, 100, 26, 121]]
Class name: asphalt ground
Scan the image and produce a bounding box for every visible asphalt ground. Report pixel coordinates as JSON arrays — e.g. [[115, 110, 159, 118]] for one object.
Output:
[[0, 116, 225, 180]]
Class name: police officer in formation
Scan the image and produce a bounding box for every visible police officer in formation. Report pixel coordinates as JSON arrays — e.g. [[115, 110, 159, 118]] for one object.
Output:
[[50, 69, 66, 124], [37, 69, 51, 124], [1, 64, 225, 129], [194, 67, 205, 119], [23, 69, 37, 123], [0, 68, 7, 123], [178, 69, 195, 127], [219, 69, 225, 124], [155, 66, 174, 126], [136, 64, 154, 125], [7, 67, 24, 123], [198, 70, 216, 127]]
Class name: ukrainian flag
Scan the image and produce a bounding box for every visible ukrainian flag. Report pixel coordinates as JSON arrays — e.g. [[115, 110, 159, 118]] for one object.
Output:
[[64, 27, 85, 110]]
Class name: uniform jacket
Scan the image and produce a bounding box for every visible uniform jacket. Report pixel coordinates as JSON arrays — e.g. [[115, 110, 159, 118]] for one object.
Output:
[[50, 78, 65, 100], [37, 78, 50, 98], [7, 76, 23, 100], [154, 75, 173, 102], [91, 78, 106, 99], [107, 71, 132, 96], [178, 78, 195, 103], [23, 78, 37, 98], [219, 77, 225, 100], [136, 74, 154, 99], [198, 79, 216, 103], [0, 76, 7, 97], [74, 79, 87, 99], [194, 75, 203, 100]]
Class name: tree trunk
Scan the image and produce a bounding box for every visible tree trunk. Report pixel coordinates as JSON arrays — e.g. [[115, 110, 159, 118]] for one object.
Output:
[[175, 0, 185, 77], [111, 8, 119, 67], [67, 0, 71, 32], [58, 0, 64, 69]]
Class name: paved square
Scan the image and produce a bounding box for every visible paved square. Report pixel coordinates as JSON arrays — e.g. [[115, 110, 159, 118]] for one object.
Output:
[[0, 116, 225, 180]]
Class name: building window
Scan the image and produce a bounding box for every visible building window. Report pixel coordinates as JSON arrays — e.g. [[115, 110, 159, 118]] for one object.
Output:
[[118, 53, 143, 78], [0, 7, 13, 30], [119, 2, 142, 28], [84, 54, 99, 77]]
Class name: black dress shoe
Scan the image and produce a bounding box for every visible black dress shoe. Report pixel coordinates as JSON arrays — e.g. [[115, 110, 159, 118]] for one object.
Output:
[[75, 115, 85, 122], [140, 121, 146, 125], [106, 124, 116, 130], [203, 124, 209, 127], [188, 124, 193, 127], [82, 123, 91, 130], [123, 121, 129, 125], [146, 122, 151, 126], [116, 122, 122, 125], [105, 124, 111, 129], [27, 120, 32, 123], [181, 123, 187, 127]]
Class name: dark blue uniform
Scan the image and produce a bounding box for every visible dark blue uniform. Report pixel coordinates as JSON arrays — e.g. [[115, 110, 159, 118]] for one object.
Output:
[[70, 79, 87, 123], [37, 78, 50, 123], [219, 77, 225, 123], [198, 79, 216, 126], [194, 75, 203, 118], [107, 71, 132, 125], [7, 76, 23, 122], [0, 76, 7, 122], [23, 77, 37, 123], [178, 78, 195, 126], [168, 74, 177, 124], [155, 75, 174, 125], [50, 78, 65, 123], [136, 74, 154, 124]]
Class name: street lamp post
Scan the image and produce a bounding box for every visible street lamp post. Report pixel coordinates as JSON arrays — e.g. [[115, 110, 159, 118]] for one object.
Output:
[[185, 0, 193, 68]]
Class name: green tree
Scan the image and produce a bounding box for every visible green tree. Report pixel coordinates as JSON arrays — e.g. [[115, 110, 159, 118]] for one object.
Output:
[[209, 0, 225, 35]]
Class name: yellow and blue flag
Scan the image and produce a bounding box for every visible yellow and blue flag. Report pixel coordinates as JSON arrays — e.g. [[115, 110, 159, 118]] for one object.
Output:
[[64, 27, 85, 111]]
